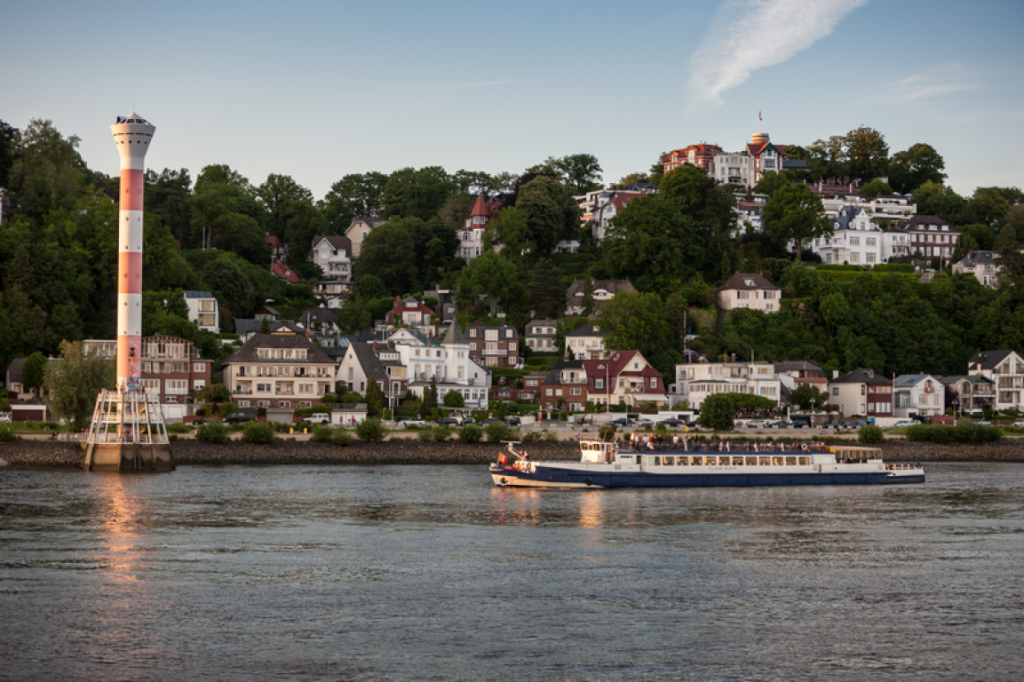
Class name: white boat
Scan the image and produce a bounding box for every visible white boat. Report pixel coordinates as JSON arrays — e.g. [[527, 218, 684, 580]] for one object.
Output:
[[489, 439, 924, 489]]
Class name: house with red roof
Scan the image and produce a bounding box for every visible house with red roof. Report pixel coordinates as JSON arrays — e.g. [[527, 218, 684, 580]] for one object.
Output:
[[271, 259, 301, 284], [583, 351, 668, 409], [663, 143, 723, 176], [744, 132, 786, 186], [384, 296, 436, 336], [266, 235, 288, 261], [458, 195, 503, 261], [592, 191, 646, 243]]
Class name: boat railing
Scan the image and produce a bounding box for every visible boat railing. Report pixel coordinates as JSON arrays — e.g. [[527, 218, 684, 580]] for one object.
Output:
[[622, 440, 832, 455], [886, 463, 923, 471]]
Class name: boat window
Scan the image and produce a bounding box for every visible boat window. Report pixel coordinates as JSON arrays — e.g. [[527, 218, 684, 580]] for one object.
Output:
[[759, 456, 770, 466], [799, 456, 809, 466], [772, 457, 782, 466], [732, 456, 744, 466], [785, 457, 797, 466], [692, 456, 703, 466], [653, 456, 661, 466], [745, 456, 757, 466], [679, 457, 689, 466], [664, 456, 675, 465]]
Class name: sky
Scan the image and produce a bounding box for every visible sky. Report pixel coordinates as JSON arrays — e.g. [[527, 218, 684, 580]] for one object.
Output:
[[4, 0, 1023, 201]]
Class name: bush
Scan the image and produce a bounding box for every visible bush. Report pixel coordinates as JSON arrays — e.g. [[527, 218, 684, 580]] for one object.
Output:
[[905, 421, 1001, 444], [311, 424, 333, 442], [544, 431, 558, 442], [858, 424, 885, 444], [331, 429, 353, 446], [458, 424, 483, 444], [0, 423, 18, 443], [167, 423, 192, 434], [356, 418, 387, 443], [196, 421, 230, 444], [418, 428, 435, 442], [433, 427, 452, 442], [522, 431, 542, 442], [242, 421, 276, 444], [598, 424, 617, 441], [485, 421, 516, 443]]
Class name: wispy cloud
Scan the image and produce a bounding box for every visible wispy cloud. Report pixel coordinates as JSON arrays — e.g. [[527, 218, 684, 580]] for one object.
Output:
[[348, 79, 531, 96], [874, 66, 978, 106], [688, 0, 869, 108]]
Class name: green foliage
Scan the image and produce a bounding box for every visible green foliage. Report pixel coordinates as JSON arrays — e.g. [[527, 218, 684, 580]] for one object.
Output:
[[859, 180, 893, 199], [888, 143, 946, 195], [311, 424, 333, 442], [458, 424, 483, 444], [22, 352, 48, 390], [197, 383, 231, 403], [484, 421, 516, 442], [43, 341, 114, 431], [196, 420, 230, 444], [516, 175, 580, 255], [858, 424, 885, 444], [596, 291, 671, 359], [0, 423, 17, 443], [242, 421, 276, 444], [355, 417, 387, 443], [763, 183, 829, 256], [443, 390, 465, 408], [598, 424, 617, 441], [905, 420, 1001, 444], [167, 423, 192, 434], [365, 377, 385, 418], [698, 394, 736, 431], [331, 429, 353, 446]]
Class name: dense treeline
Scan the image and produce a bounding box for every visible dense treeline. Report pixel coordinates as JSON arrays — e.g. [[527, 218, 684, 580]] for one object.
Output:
[[1, 116, 1022, 386]]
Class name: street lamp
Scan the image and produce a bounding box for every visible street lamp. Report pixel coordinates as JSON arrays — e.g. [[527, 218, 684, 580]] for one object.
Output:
[[952, 398, 959, 420]]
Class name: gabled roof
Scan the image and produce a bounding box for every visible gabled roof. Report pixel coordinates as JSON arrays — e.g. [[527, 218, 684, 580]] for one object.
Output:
[[542, 360, 585, 385], [719, 272, 779, 291], [234, 318, 297, 336], [939, 374, 996, 386], [301, 307, 337, 327], [470, 195, 491, 218], [831, 368, 892, 385], [223, 333, 333, 365], [566, 279, 636, 300], [526, 319, 557, 333], [774, 360, 823, 374], [271, 259, 301, 283], [893, 374, 941, 388], [969, 350, 1019, 370], [347, 342, 389, 383], [565, 324, 606, 339], [899, 215, 958, 233], [266, 235, 285, 248], [958, 250, 998, 267]]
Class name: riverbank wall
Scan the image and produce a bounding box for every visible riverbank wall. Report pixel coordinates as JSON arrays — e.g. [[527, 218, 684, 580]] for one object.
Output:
[[2, 438, 1024, 469]]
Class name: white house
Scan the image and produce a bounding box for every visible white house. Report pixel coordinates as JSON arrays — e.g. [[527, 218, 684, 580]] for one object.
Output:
[[184, 290, 219, 334], [968, 350, 1024, 412], [310, 235, 353, 281], [718, 273, 781, 313], [953, 250, 1003, 288], [893, 374, 946, 418], [671, 361, 782, 409]]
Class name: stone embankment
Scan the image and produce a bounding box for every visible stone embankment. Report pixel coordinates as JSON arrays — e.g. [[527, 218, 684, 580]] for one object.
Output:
[[1, 438, 1023, 469]]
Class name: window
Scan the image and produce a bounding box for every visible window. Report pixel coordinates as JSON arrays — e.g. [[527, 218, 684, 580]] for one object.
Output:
[[595, 378, 604, 390]]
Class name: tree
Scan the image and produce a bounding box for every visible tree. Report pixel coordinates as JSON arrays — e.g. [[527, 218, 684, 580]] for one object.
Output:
[[595, 292, 671, 360], [365, 377, 385, 417], [844, 126, 889, 182], [353, 219, 419, 294], [888, 143, 946, 195], [698, 393, 735, 431], [603, 193, 702, 295], [321, 172, 388, 231], [382, 166, 455, 220], [44, 340, 114, 431], [6, 119, 88, 224], [256, 173, 320, 258], [763, 184, 830, 257], [526, 258, 565, 319], [860, 180, 893, 200], [145, 168, 193, 247], [422, 376, 438, 414], [459, 250, 522, 317], [557, 154, 604, 194], [967, 188, 1012, 230], [658, 165, 737, 282], [443, 390, 465, 408], [488, 206, 530, 264], [791, 384, 829, 411], [22, 352, 48, 393], [0, 119, 16, 189], [912, 182, 968, 226], [515, 176, 580, 255]]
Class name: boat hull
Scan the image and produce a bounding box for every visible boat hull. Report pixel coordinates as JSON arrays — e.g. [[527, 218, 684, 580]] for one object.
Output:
[[489, 464, 924, 489]]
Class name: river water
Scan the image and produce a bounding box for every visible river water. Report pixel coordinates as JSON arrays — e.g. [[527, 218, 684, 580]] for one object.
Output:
[[1, 461, 1022, 681]]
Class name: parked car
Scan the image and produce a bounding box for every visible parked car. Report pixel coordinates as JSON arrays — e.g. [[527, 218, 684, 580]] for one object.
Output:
[[223, 407, 258, 424], [893, 420, 915, 428], [975, 420, 993, 426], [1013, 420, 1024, 428], [661, 418, 683, 427], [790, 419, 810, 429], [0, 413, 11, 423], [745, 419, 768, 429], [399, 419, 426, 427], [480, 417, 502, 425], [191, 417, 212, 426], [610, 418, 632, 427], [822, 420, 841, 429], [766, 419, 790, 428], [437, 417, 460, 427], [636, 418, 653, 426], [505, 416, 521, 426], [461, 417, 476, 425]]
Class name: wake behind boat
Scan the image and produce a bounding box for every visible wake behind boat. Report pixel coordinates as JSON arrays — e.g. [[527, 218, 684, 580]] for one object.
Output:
[[489, 438, 924, 489]]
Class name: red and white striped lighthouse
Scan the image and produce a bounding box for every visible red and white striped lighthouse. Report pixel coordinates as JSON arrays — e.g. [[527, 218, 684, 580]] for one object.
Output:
[[110, 112, 155, 390]]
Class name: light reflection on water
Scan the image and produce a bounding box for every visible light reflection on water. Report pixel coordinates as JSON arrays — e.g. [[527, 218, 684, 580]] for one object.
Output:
[[0, 462, 1022, 681]]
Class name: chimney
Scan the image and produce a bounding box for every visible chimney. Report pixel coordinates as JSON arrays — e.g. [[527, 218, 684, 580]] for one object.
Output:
[[731, 353, 736, 362], [833, 370, 839, 379]]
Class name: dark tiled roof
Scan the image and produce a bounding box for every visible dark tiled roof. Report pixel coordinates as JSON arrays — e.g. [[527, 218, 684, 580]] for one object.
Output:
[[223, 333, 334, 365], [443, 322, 467, 345], [968, 350, 1016, 370], [565, 324, 606, 338], [831, 368, 892, 385], [234, 319, 298, 336], [719, 272, 779, 291], [348, 343, 389, 383], [184, 290, 214, 298]]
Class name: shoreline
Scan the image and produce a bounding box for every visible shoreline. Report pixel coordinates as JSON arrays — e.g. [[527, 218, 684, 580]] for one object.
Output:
[[2, 438, 1024, 469]]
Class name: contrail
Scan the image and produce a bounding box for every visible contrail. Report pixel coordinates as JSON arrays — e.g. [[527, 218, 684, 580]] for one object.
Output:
[[689, 0, 869, 108]]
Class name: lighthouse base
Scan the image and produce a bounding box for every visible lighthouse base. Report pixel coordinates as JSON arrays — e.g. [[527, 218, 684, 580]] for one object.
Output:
[[82, 388, 175, 473], [83, 442, 175, 472]]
